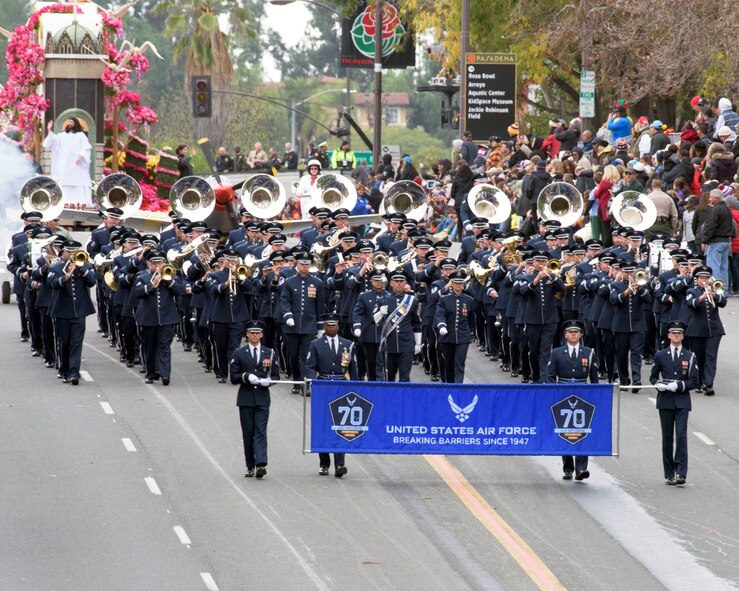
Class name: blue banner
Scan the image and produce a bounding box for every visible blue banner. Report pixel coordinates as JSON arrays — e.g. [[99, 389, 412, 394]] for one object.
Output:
[[310, 382, 617, 456]]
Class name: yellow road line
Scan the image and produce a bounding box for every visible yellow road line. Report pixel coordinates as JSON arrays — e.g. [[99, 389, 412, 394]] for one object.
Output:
[[424, 454, 566, 591]]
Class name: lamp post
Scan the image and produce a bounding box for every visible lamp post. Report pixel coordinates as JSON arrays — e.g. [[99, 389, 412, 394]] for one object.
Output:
[[290, 88, 355, 148], [459, 0, 469, 136], [372, 0, 383, 169]]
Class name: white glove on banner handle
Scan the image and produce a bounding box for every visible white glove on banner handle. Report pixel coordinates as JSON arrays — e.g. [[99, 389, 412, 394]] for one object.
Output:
[[667, 382, 679, 392], [439, 326, 448, 336], [379, 305, 388, 315], [248, 374, 259, 385], [353, 328, 361, 337], [414, 333, 422, 355], [286, 318, 295, 327], [655, 382, 668, 392], [258, 378, 271, 387], [373, 311, 384, 324]]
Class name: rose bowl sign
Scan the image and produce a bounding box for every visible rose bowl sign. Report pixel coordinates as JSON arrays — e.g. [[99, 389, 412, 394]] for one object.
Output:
[[341, 1, 415, 69]]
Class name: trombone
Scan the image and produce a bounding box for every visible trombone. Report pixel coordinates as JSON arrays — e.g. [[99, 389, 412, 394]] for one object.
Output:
[[63, 250, 89, 276]]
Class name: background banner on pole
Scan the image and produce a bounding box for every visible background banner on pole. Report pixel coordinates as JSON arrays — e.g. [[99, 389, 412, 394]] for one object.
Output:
[[310, 382, 618, 456], [340, 1, 415, 70]]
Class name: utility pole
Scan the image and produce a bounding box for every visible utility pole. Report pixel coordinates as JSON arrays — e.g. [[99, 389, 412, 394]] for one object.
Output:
[[580, 0, 593, 134], [459, 0, 470, 136], [372, 0, 383, 169]]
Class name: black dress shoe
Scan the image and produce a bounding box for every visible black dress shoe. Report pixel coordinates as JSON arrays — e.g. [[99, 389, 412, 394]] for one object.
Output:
[[45, 361, 55, 368], [255, 466, 267, 479], [318, 467, 329, 476], [20, 335, 29, 342], [665, 478, 676, 485], [292, 385, 302, 395], [501, 364, 511, 372], [183, 345, 192, 352], [562, 472, 573, 480], [139, 367, 146, 374], [632, 381, 642, 393], [674, 475, 686, 486], [575, 469, 590, 481], [204, 367, 212, 373], [161, 377, 170, 386], [704, 388, 715, 396], [520, 377, 531, 384], [144, 378, 154, 384], [101, 332, 109, 339], [430, 374, 440, 382], [71, 377, 79, 386], [126, 361, 134, 368], [335, 466, 347, 478], [62, 377, 70, 384], [32, 350, 41, 357], [510, 370, 519, 378], [217, 377, 227, 384], [244, 468, 255, 478]]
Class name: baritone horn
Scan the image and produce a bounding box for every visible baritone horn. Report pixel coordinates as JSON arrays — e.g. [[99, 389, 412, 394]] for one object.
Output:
[[310, 173, 357, 213], [241, 174, 286, 219], [610, 191, 657, 231], [709, 278, 725, 296], [170, 176, 216, 219], [381, 180, 428, 221], [467, 184, 511, 224], [20, 176, 65, 221], [95, 173, 142, 217], [537, 183, 584, 229], [633, 268, 649, 286]]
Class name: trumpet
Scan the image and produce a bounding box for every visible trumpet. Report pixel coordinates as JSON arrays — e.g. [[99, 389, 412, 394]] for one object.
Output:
[[160, 264, 176, 282], [235, 264, 250, 282], [73, 251, 89, 267], [546, 259, 562, 276], [371, 252, 389, 271], [633, 269, 649, 287], [387, 249, 417, 273]]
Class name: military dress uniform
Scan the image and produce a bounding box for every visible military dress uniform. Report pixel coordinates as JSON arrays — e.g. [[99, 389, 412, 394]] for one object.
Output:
[[351, 275, 389, 382], [379, 275, 422, 383], [434, 273, 475, 383], [134, 255, 184, 385], [280, 262, 326, 391], [545, 321, 599, 480], [305, 315, 358, 476], [229, 322, 281, 478], [649, 322, 699, 485], [47, 247, 97, 384]]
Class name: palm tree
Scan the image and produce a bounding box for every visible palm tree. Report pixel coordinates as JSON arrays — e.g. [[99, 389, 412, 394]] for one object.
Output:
[[153, 0, 256, 147]]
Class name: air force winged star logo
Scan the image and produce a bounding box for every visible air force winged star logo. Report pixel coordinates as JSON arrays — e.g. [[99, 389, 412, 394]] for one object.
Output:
[[448, 394, 478, 423]]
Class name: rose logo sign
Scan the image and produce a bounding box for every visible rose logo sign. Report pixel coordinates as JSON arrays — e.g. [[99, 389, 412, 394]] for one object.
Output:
[[351, 2, 405, 59]]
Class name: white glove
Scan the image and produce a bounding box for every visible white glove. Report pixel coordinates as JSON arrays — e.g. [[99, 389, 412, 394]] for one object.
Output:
[[464, 223, 473, 232], [655, 382, 668, 392], [439, 326, 448, 336], [379, 305, 388, 315], [317, 330, 324, 338], [666, 382, 678, 392], [258, 378, 271, 387], [373, 311, 384, 324], [286, 318, 295, 327], [353, 328, 361, 337], [414, 333, 422, 355], [248, 374, 259, 385]]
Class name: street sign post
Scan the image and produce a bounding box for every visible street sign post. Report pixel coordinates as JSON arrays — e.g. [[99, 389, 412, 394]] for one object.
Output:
[[463, 53, 517, 142], [579, 70, 595, 118]]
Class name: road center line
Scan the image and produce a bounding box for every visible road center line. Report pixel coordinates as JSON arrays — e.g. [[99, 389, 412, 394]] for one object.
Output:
[[693, 431, 716, 445], [100, 402, 114, 415], [121, 438, 137, 452], [200, 573, 219, 591], [80, 370, 93, 382], [173, 526, 192, 545], [424, 454, 565, 591], [144, 477, 161, 496]]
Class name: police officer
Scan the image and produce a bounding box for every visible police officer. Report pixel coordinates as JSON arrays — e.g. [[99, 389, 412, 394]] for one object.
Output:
[[685, 266, 725, 396], [134, 250, 183, 385], [434, 270, 475, 383], [47, 240, 96, 384], [649, 321, 699, 486], [230, 320, 280, 479], [545, 320, 599, 480], [306, 312, 358, 477], [280, 251, 326, 393]]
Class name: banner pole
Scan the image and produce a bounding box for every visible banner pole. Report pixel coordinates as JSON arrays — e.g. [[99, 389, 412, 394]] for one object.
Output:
[[302, 379, 310, 455], [613, 384, 621, 457]]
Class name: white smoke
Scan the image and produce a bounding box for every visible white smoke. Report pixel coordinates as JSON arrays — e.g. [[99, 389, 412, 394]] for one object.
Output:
[[0, 138, 36, 255]]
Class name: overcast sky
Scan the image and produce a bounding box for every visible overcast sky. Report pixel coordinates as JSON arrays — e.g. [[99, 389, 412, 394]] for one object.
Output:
[[262, 3, 311, 81]]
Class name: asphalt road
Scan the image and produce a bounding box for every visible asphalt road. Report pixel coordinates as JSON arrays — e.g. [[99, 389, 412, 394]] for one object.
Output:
[[1, 297, 739, 591]]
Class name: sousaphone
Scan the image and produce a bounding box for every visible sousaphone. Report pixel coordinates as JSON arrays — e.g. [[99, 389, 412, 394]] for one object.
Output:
[[20, 176, 65, 221], [95, 173, 142, 217], [537, 182, 584, 228], [240, 174, 286, 219], [169, 176, 216, 219], [310, 173, 357, 213], [610, 190, 657, 232], [467, 183, 511, 224]]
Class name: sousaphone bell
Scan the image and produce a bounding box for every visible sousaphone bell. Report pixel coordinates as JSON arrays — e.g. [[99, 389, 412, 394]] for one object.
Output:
[[310, 173, 357, 213], [537, 182, 584, 229], [20, 176, 65, 221], [380, 180, 427, 221], [467, 183, 511, 224], [95, 173, 143, 217], [610, 190, 657, 232], [240, 174, 286, 219], [169, 176, 217, 220]]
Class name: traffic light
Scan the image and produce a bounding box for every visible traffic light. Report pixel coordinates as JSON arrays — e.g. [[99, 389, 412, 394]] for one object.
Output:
[[192, 75, 212, 118]]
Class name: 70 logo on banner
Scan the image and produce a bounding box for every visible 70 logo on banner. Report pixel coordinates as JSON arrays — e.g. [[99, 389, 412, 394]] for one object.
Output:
[[551, 395, 596, 444], [329, 392, 374, 442]]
